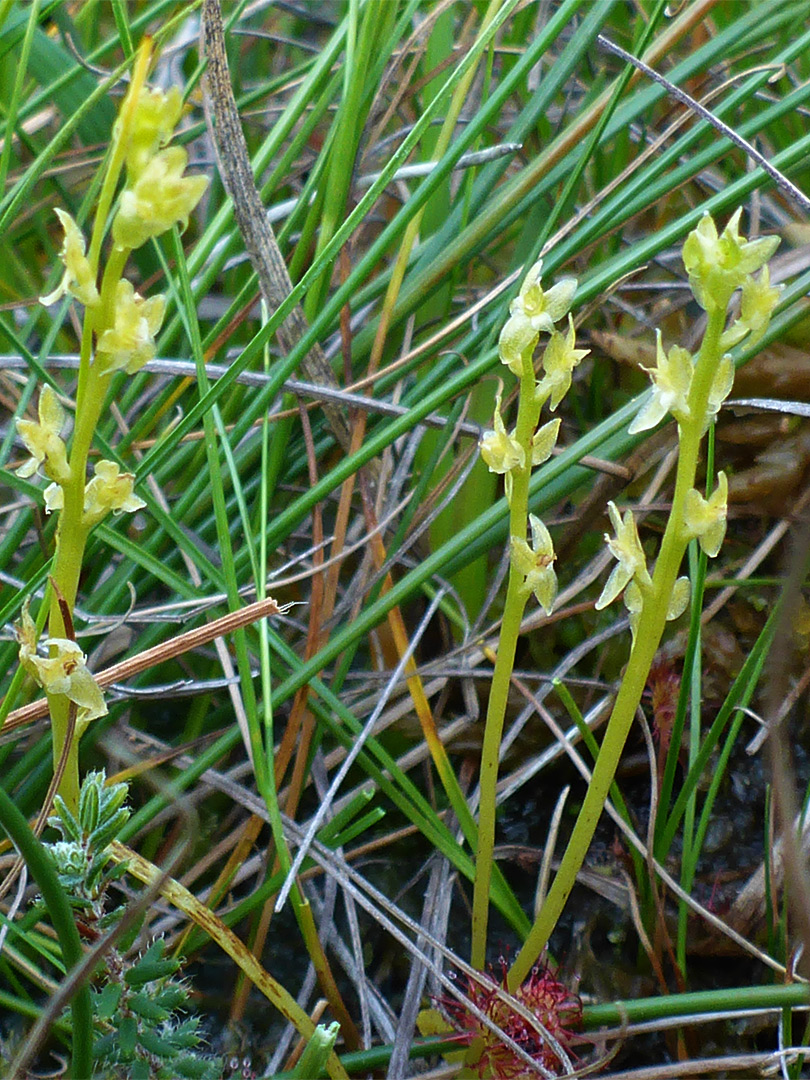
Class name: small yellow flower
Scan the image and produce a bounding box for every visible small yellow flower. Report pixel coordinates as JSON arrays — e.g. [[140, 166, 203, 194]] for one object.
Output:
[[479, 394, 524, 475], [738, 265, 782, 348], [595, 502, 652, 610], [510, 259, 577, 335], [16, 603, 107, 723], [112, 146, 208, 250], [510, 514, 557, 614], [16, 384, 70, 483], [535, 315, 590, 411], [39, 209, 100, 309], [122, 85, 184, 180], [682, 209, 779, 312], [82, 460, 146, 527], [498, 312, 538, 377], [683, 472, 727, 557], [628, 331, 693, 434], [96, 280, 166, 375]]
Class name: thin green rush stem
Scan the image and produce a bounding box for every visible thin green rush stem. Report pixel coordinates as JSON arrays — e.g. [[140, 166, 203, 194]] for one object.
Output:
[[509, 306, 726, 989], [471, 348, 542, 970], [333, 982, 810, 1075], [0, 784, 93, 1079]]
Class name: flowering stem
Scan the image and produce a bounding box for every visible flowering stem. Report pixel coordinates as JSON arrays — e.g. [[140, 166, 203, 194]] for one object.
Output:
[[508, 305, 726, 989], [471, 350, 542, 971], [44, 51, 148, 808]]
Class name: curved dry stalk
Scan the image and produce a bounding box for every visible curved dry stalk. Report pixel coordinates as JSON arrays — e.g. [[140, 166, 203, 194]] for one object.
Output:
[[1, 596, 282, 733]]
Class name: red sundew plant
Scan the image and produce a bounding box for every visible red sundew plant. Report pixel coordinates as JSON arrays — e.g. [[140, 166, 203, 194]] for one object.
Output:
[[440, 960, 584, 1078]]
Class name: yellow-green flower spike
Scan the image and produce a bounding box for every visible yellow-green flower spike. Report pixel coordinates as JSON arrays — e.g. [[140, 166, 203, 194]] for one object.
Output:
[[16, 603, 107, 723], [112, 146, 208, 250], [683, 472, 728, 557], [595, 501, 652, 611], [510, 514, 557, 615], [15, 384, 70, 483], [39, 209, 100, 309], [96, 280, 166, 375]]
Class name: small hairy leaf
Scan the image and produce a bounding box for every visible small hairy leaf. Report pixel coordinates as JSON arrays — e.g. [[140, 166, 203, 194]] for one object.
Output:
[[127, 990, 170, 1022], [78, 773, 100, 833], [88, 806, 130, 853], [124, 959, 180, 986], [119, 1014, 137, 1056], [93, 980, 123, 1020], [51, 794, 82, 843]]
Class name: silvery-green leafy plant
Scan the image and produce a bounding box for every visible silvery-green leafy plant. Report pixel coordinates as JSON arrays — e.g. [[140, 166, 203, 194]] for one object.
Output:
[[45, 770, 221, 1080]]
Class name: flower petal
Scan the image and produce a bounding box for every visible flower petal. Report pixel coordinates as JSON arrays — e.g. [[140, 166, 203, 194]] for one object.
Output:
[[113, 147, 208, 250]]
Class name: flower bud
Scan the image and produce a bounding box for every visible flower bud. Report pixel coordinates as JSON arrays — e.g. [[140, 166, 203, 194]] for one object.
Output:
[[121, 85, 184, 180], [738, 266, 782, 348], [43, 482, 63, 515], [667, 576, 691, 620], [705, 355, 735, 430], [499, 312, 538, 377], [531, 418, 561, 466]]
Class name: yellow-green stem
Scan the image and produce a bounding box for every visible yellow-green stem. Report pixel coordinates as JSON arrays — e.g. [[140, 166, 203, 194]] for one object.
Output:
[[471, 349, 542, 970], [46, 360, 107, 809], [45, 44, 149, 809], [508, 306, 726, 989]]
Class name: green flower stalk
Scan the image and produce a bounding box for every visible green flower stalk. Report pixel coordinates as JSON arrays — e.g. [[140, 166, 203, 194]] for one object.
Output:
[[507, 210, 780, 990], [16, 39, 208, 810], [471, 260, 587, 971]]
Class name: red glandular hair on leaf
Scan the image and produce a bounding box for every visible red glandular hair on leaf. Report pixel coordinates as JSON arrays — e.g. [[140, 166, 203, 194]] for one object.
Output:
[[440, 959, 583, 1078]]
